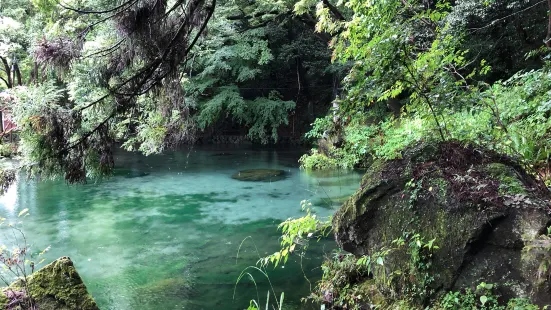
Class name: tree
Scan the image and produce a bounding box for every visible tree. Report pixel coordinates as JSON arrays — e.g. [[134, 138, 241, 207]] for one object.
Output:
[[187, 0, 337, 143], [0, 0, 36, 88], [8, 0, 216, 183]]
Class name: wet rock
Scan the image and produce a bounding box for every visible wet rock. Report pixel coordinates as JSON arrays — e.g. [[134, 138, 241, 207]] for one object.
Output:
[[231, 169, 286, 182], [1, 257, 99, 310], [333, 141, 551, 306]]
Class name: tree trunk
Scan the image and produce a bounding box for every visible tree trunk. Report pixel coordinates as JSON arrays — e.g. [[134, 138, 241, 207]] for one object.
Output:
[[296, 57, 313, 120], [13, 62, 22, 86], [0, 56, 12, 88], [546, 0, 551, 47]]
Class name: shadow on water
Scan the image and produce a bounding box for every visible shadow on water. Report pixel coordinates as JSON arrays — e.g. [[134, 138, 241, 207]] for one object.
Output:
[[0, 145, 362, 310]]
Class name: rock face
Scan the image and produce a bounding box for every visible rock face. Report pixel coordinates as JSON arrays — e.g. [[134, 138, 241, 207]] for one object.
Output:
[[333, 141, 551, 305], [232, 169, 286, 182], [0, 257, 99, 310]]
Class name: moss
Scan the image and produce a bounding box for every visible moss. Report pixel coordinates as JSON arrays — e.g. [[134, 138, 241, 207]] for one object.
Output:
[[7, 257, 99, 310], [0, 144, 15, 158], [0, 291, 7, 308], [486, 163, 527, 195], [360, 159, 386, 188], [357, 280, 385, 305]]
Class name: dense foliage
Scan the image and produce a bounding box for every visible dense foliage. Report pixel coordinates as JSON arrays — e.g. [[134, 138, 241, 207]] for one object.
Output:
[[2, 0, 551, 308], [299, 0, 551, 181], [0, 0, 341, 182]]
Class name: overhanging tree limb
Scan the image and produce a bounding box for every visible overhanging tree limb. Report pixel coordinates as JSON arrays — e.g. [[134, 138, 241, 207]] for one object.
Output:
[[58, 0, 137, 15], [322, 0, 345, 21], [546, 0, 551, 47]]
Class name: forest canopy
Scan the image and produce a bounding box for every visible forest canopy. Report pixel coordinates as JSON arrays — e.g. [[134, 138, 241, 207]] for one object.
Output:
[[0, 0, 550, 184]]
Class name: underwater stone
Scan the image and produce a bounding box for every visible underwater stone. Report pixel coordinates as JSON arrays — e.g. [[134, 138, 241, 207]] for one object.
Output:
[[231, 169, 286, 182]]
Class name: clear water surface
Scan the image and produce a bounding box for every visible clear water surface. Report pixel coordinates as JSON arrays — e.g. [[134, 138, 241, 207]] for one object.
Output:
[[0, 145, 363, 310]]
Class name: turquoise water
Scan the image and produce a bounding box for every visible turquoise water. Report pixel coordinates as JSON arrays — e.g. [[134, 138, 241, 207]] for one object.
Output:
[[0, 146, 362, 309]]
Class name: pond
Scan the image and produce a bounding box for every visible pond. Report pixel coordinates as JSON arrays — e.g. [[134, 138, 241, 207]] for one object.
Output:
[[0, 146, 363, 310]]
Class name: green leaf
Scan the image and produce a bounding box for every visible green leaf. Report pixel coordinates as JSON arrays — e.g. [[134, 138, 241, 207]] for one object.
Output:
[[480, 295, 488, 305]]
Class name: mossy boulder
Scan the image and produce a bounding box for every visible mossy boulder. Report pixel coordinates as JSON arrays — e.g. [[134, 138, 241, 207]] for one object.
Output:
[[231, 169, 286, 182], [333, 141, 551, 306], [1, 257, 99, 310]]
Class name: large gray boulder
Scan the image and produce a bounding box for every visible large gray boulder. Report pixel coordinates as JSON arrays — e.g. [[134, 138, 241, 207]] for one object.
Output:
[[333, 141, 551, 306]]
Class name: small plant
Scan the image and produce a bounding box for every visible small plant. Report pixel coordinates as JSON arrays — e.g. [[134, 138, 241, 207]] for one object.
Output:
[[234, 242, 286, 310], [247, 291, 284, 310], [405, 178, 423, 209], [304, 116, 334, 141], [439, 282, 539, 310], [0, 144, 16, 158], [237, 201, 333, 309], [310, 233, 440, 309], [0, 208, 50, 309], [387, 233, 439, 304], [308, 252, 372, 308], [259, 200, 331, 268]]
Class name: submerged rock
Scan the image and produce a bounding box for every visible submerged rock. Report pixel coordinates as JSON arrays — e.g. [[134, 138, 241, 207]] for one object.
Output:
[[333, 141, 551, 306], [232, 169, 286, 182], [137, 277, 194, 300], [0, 257, 99, 310], [114, 168, 150, 178]]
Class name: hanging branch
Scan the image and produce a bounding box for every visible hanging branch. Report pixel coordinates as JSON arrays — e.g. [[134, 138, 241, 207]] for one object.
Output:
[[546, 0, 551, 47], [58, 0, 138, 15], [52, 0, 218, 166], [322, 0, 346, 21]]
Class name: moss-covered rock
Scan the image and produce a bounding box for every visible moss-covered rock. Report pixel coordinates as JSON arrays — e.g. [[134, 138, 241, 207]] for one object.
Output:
[[2, 257, 99, 310], [332, 141, 551, 307], [231, 169, 286, 182]]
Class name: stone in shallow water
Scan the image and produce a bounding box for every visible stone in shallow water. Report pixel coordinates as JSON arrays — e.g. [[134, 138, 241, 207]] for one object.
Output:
[[1, 257, 99, 310], [231, 169, 286, 182]]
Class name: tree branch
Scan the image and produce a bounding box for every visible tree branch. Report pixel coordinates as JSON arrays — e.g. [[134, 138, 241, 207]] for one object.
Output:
[[0, 56, 12, 88], [322, 0, 345, 21], [546, 0, 551, 47], [58, 0, 136, 14], [469, 0, 546, 32], [82, 39, 125, 59], [183, 0, 217, 56], [0, 76, 9, 88]]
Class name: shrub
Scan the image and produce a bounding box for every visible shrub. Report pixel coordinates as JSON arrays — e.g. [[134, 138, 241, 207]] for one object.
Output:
[[0, 144, 15, 158], [299, 149, 339, 170]]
